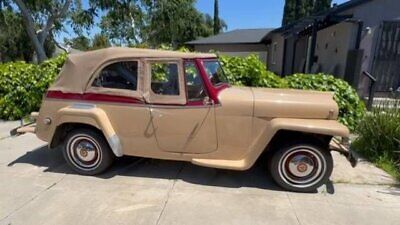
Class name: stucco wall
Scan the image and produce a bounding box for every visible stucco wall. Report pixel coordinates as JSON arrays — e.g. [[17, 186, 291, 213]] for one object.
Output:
[[339, 0, 400, 93], [266, 33, 285, 74], [314, 22, 359, 78], [193, 44, 268, 63]]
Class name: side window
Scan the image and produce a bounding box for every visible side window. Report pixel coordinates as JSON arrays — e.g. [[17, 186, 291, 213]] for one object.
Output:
[[150, 62, 180, 95], [185, 62, 207, 101], [92, 61, 138, 90]]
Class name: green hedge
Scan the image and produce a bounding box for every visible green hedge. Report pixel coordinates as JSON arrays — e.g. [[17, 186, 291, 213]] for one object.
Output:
[[0, 54, 66, 120], [219, 54, 285, 88], [285, 73, 365, 131]]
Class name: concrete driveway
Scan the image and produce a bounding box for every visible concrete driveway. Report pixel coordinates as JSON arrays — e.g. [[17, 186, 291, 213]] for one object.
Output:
[[0, 121, 399, 225]]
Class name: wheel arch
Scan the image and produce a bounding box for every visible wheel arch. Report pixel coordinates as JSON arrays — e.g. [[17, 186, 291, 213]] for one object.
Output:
[[243, 118, 349, 170], [265, 130, 333, 154], [49, 105, 123, 157]]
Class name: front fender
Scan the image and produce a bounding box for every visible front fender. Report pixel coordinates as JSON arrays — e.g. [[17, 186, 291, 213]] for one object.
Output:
[[54, 104, 123, 157], [244, 118, 349, 170], [269, 118, 350, 137]]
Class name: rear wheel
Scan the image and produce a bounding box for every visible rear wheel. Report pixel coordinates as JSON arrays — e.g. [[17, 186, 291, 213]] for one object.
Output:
[[63, 128, 115, 175], [269, 141, 333, 192]]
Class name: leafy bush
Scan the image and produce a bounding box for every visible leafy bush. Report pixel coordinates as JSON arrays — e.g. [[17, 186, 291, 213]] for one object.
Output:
[[219, 54, 286, 88], [352, 101, 400, 179], [0, 54, 66, 120], [285, 73, 365, 130]]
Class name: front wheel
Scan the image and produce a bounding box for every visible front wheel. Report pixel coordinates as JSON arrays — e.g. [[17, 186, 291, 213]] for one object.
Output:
[[63, 128, 115, 175], [269, 142, 333, 192]]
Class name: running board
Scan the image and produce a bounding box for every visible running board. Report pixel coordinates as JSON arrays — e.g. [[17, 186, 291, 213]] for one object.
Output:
[[191, 158, 249, 171]]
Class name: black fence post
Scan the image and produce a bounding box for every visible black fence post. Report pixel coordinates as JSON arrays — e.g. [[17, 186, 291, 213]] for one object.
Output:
[[363, 71, 377, 110]]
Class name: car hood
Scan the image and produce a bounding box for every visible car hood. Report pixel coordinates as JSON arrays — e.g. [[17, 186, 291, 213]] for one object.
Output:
[[251, 87, 339, 120]]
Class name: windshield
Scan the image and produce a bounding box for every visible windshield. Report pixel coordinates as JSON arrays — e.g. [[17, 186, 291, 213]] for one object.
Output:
[[202, 60, 228, 86]]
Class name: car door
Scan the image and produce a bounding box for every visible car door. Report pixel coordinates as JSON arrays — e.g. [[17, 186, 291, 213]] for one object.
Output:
[[86, 59, 157, 156], [144, 59, 217, 154]]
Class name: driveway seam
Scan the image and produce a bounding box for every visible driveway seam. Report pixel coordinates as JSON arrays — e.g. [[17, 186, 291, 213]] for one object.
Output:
[[0, 173, 67, 222], [155, 163, 185, 225], [287, 193, 303, 225]]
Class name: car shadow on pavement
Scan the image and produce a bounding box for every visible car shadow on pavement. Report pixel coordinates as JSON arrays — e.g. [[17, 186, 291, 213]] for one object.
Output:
[[7, 144, 326, 193]]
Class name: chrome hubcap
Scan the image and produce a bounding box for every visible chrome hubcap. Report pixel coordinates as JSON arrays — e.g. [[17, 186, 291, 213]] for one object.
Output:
[[288, 155, 315, 177], [67, 135, 102, 171], [76, 141, 96, 162], [278, 147, 326, 188]]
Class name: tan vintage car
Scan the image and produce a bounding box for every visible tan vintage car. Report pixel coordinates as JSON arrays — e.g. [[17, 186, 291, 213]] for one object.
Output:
[[12, 47, 356, 192]]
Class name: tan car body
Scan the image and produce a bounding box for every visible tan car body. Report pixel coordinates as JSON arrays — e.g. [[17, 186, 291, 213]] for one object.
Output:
[[33, 47, 349, 171]]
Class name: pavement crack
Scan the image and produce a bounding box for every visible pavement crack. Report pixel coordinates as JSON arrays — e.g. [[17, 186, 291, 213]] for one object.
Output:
[[0, 135, 12, 141], [287, 193, 303, 225], [155, 163, 185, 225], [0, 174, 67, 222]]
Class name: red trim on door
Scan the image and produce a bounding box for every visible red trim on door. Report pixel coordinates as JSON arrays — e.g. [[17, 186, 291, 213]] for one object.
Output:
[[194, 58, 229, 104], [46, 91, 144, 104]]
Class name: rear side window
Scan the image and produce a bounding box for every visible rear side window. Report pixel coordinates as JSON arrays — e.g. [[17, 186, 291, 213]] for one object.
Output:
[[150, 62, 180, 95], [92, 61, 138, 90]]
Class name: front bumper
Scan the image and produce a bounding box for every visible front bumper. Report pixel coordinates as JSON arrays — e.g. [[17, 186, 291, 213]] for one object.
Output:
[[330, 137, 358, 167]]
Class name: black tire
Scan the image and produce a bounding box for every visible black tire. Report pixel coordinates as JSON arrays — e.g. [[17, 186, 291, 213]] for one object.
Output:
[[269, 141, 333, 192], [62, 128, 115, 175]]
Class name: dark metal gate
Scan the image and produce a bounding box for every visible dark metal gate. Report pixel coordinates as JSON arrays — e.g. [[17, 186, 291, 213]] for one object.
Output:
[[372, 21, 400, 92]]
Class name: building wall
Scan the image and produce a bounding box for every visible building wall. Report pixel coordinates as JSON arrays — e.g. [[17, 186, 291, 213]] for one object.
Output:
[[339, 0, 400, 94], [193, 44, 268, 64], [266, 33, 285, 74], [293, 36, 309, 73], [314, 22, 359, 78]]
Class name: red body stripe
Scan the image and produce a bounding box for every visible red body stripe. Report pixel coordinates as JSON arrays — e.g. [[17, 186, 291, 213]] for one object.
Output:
[[46, 91, 144, 104]]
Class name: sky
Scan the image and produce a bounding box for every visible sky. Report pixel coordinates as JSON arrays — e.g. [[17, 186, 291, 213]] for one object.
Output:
[[196, 0, 349, 30], [57, 0, 350, 42]]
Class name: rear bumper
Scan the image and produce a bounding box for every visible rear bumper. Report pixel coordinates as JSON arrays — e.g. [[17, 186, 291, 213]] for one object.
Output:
[[10, 122, 36, 136], [9, 112, 38, 136], [330, 137, 358, 167]]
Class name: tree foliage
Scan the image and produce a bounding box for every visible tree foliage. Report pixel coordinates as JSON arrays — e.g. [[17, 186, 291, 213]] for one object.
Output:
[[282, 0, 332, 26], [65, 33, 110, 51], [67, 35, 91, 51], [144, 0, 225, 48], [1, 0, 227, 59], [95, 0, 145, 46], [91, 33, 111, 50]]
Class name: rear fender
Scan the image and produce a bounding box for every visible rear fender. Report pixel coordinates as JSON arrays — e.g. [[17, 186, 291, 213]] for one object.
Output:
[[55, 103, 122, 157]]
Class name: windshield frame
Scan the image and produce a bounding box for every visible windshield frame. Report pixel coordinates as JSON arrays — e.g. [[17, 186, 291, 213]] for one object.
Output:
[[201, 58, 229, 87]]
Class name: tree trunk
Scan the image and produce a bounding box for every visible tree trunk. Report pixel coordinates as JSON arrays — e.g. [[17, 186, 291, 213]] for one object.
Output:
[[213, 0, 220, 35], [14, 0, 47, 63], [14, 0, 72, 63]]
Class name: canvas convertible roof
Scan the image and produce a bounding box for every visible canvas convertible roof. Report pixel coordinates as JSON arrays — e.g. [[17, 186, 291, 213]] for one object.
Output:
[[49, 47, 216, 94]]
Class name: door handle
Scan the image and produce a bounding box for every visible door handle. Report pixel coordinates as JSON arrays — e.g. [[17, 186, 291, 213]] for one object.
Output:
[[150, 108, 163, 118]]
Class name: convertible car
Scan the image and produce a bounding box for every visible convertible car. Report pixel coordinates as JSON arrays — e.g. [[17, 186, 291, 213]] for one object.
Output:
[[12, 47, 356, 192]]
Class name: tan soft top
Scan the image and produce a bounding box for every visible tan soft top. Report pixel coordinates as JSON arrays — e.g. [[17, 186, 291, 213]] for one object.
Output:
[[49, 47, 216, 94]]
